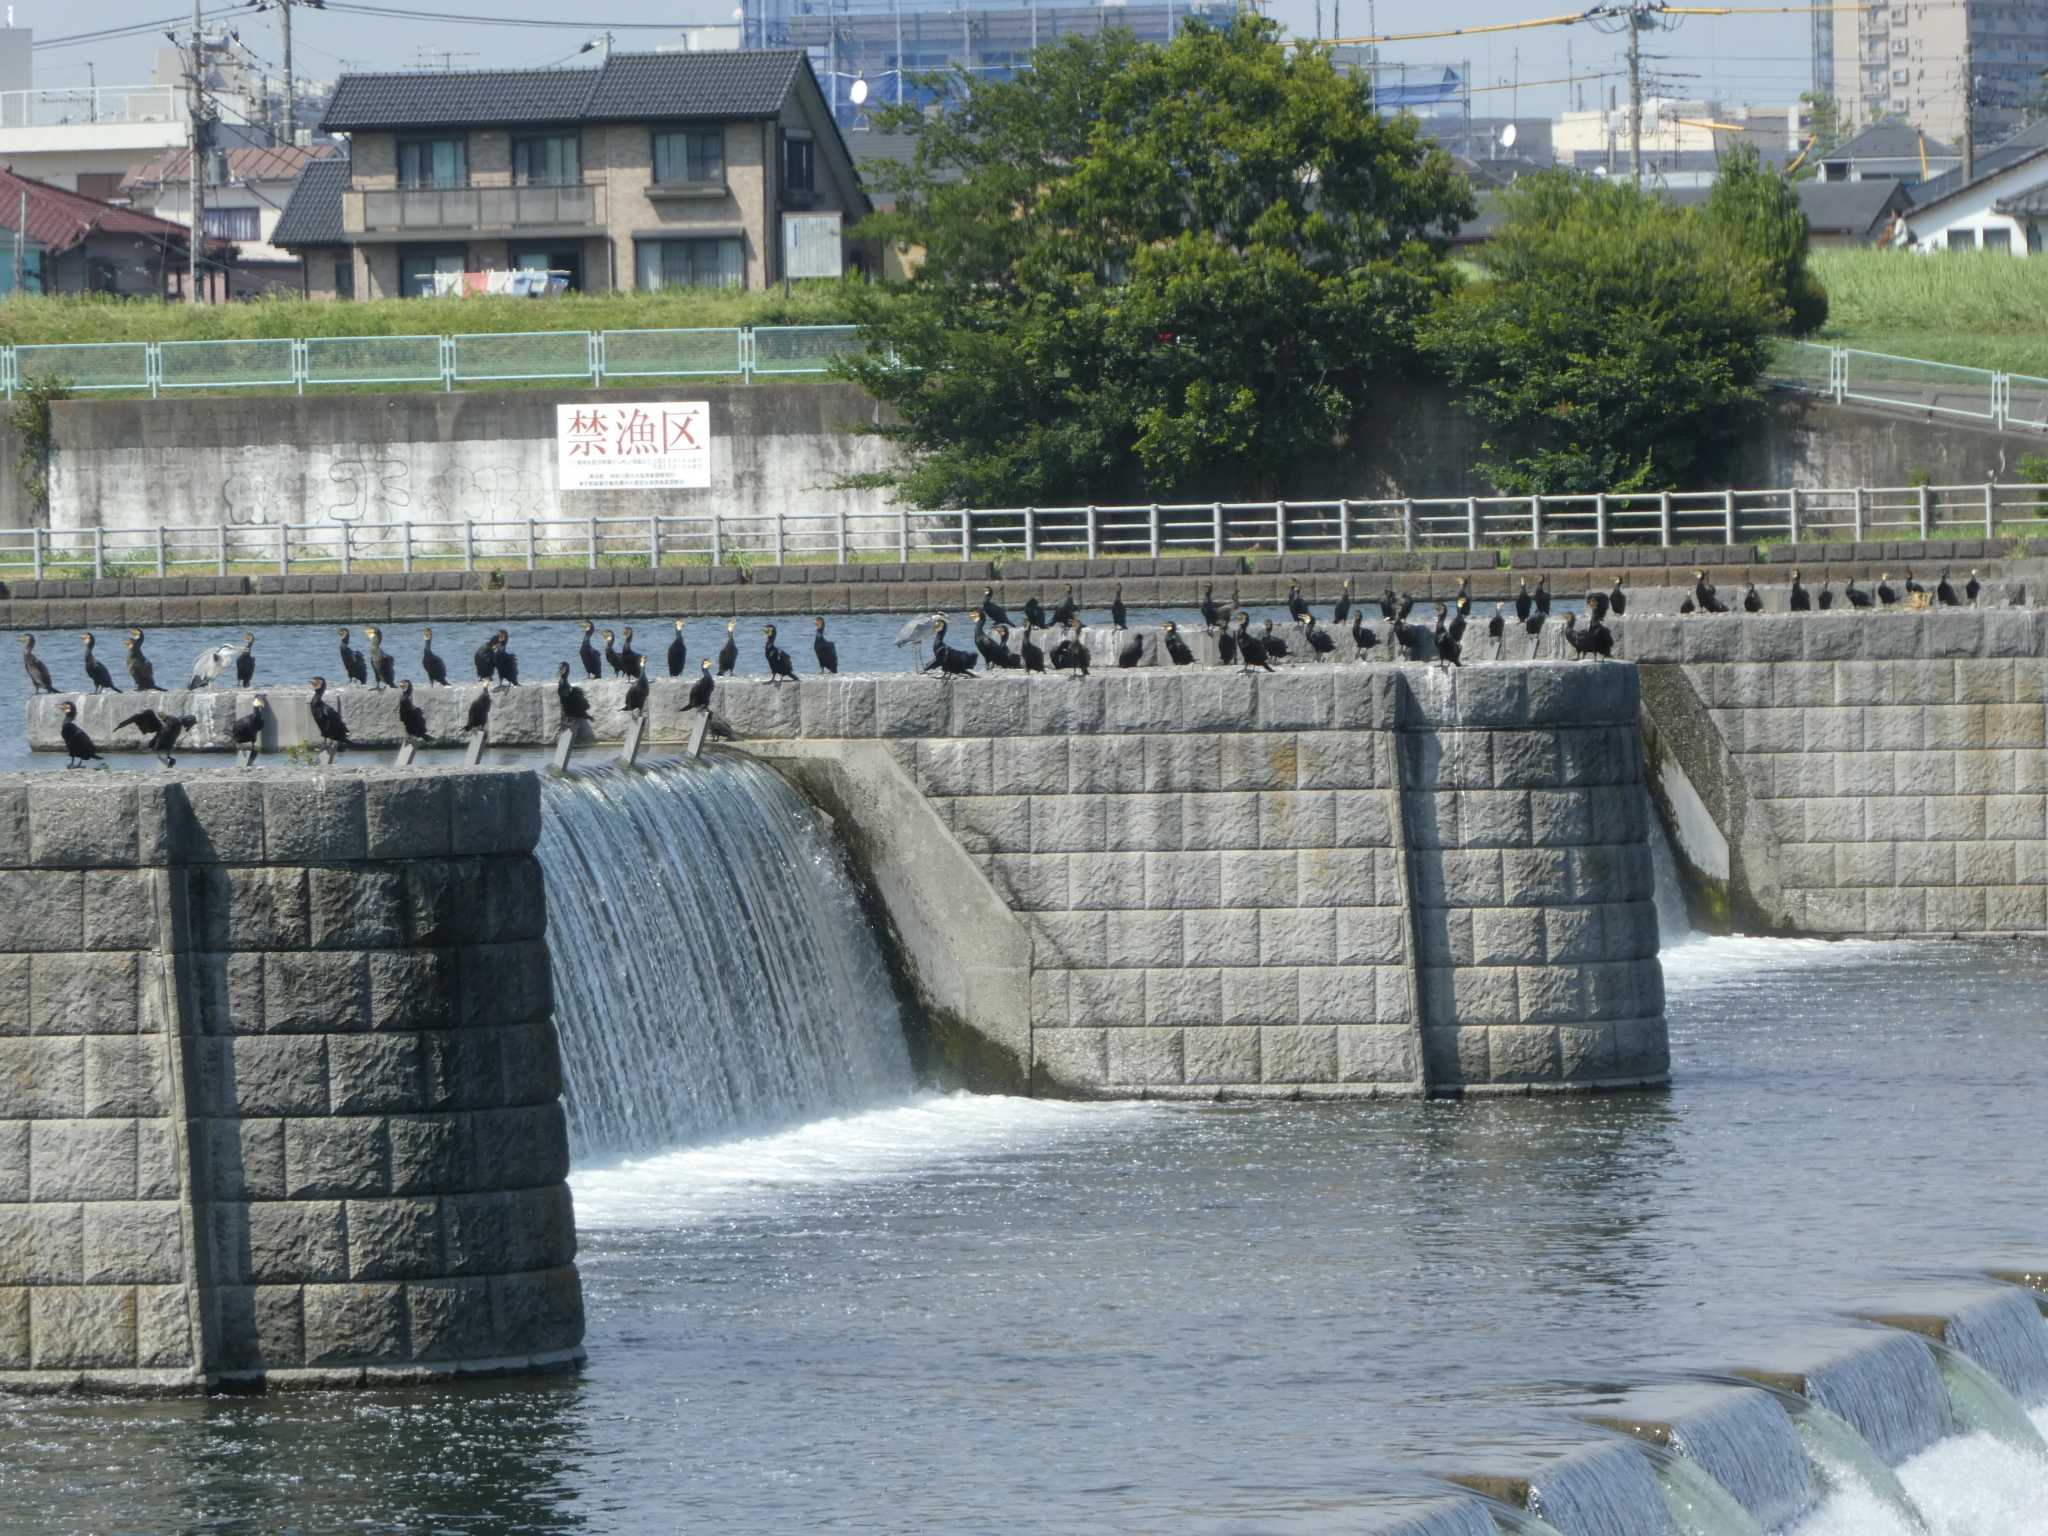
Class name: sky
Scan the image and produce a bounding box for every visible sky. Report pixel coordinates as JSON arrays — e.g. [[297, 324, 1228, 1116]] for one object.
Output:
[[26, 0, 1817, 126]]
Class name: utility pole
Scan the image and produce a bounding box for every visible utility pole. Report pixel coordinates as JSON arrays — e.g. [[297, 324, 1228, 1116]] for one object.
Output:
[[1626, 0, 1644, 187], [1961, 44, 1976, 182], [280, 0, 293, 144], [188, 0, 206, 304]]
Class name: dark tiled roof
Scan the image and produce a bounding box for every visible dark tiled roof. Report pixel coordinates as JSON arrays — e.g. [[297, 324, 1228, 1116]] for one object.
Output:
[[1905, 118, 2048, 208], [1994, 184, 2048, 216], [1824, 124, 1954, 164], [1795, 178, 1908, 235], [584, 50, 804, 120], [271, 156, 350, 248], [321, 50, 809, 132]]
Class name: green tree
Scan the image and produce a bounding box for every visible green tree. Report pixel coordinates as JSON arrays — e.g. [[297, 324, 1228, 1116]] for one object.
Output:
[[1421, 171, 1784, 495], [1795, 91, 1845, 177], [837, 17, 1475, 507], [1704, 141, 1828, 334]]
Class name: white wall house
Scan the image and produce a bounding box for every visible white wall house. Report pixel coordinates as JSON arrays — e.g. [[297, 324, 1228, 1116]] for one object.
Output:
[[1900, 143, 2048, 255], [122, 144, 338, 296]]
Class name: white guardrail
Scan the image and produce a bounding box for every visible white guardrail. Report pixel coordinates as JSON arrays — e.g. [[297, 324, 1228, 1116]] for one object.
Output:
[[0, 325, 863, 399], [1768, 338, 2048, 433], [1, 483, 2044, 580]]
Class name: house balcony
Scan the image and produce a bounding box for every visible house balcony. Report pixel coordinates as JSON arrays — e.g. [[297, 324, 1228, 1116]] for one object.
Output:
[[342, 182, 607, 241]]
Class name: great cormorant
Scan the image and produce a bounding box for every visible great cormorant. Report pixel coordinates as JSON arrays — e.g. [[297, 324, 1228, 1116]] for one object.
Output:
[[616, 628, 640, 678], [1694, 571, 1728, 614], [472, 632, 497, 681], [1260, 620, 1290, 659], [1234, 614, 1273, 674], [1352, 609, 1378, 661], [1562, 611, 1614, 660], [1023, 593, 1048, 629], [230, 695, 266, 758], [580, 620, 603, 680], [980, 586, 1012, 627], [464, 682, 492, 736], [58, 701, 102, 768], [1742, 582, 1762, 614], [971, 609, 1006, 670], [420, 628, 448, 687], [1533, 577, 1551, 618], [1789, 569, 1811, 612], [1520, 608, 1544, 658], [117, 707, 198, 767], [1216, 622, 1239, 668], [1019, 624, 1046, 674], [1679, 596, 1697, 615], [365, 626, 396, 690], [1050, 585, 1080, 629], [555, 662, 590, 724], [1904, 569, 1926, 600], [125, 630, 156, 691], [1199, 583, 1223, 629], [1390, 613, 1423, 662], [1514, 579, 1532, 625], [813, 617, 838, 674], [1876, 572, 1897, 606], [309, 677, 349, 752], [187, 640, 240, 689], [990, 625, 1022, 668], [490, 630, 519, 687], [80, 633, 117, 694], [623, 663, 652, 713], [1845, 577, 1873, 609], [1608, 577, 1627, 617], [18, 633, 55, 694], [1488, 603, 1505, 660], [1286, 582, 1311, 623], [1936, 568, 1959, 607], [1049, 620, 1090, 679], [1454, 576, 1472, 619], [1966, 569, 1982, 605], [1111, 584, 1128, 631], [1333, 578, 1354, 624], [235, 633, 256, 688], [763, 624, 797, 684], [1116, 628, 1144, 668], [337, 627, 369, 686], [1433, 605, 1462, 668], [667, 619, 687, 677], [1304, 615, 1335, 661], [1817, 579, 1835, 611], [1587, 590, 1610, 623], [925, 618, 980, 678], [717, 621, 740, 676], [1162, 621, 1194, 666], [683, 658, 715, 713], [1378, 586, 1399, 622], [398, 680, 429, 742]]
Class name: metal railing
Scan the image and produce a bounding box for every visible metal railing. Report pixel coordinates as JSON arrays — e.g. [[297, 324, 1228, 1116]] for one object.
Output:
[[0, 84, 187, 130], [1768, 339, 2048, 432], [0, 325, 863, 398], [3, 481, 2044, 581], [343, 182, 607, 235]]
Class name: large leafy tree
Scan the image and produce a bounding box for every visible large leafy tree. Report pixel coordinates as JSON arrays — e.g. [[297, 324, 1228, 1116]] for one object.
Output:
[[1705, 142, 1827, 335], [838, 17, 1475, 507], [1421, 171, 1785, 496]]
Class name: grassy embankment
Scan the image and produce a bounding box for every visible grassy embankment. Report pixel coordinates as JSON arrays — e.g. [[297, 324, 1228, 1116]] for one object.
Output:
[[1808, 249, 2048, 377]]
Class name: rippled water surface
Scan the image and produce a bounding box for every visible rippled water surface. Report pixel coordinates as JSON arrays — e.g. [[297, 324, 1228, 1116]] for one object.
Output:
[[4, 931, 2047, 1532]]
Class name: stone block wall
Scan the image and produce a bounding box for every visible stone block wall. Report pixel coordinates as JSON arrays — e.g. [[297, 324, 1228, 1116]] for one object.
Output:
[[1608, 609, 2048, 935], [0, 768, 583, 1391], [755, 665, 1667, 1098]]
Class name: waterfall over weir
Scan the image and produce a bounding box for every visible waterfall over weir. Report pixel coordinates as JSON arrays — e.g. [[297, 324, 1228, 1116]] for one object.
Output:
[[536, 756, 915, 1161]]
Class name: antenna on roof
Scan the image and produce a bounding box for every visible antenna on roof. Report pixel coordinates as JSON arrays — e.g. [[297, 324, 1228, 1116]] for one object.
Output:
[[579, 31, 614, 62]]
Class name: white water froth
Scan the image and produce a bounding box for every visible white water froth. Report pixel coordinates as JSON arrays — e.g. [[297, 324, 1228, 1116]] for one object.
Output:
[[572, 1091, 1162, 1227], [1792, 1406, 2048, 1536], [1657, 936, 1890, 997]]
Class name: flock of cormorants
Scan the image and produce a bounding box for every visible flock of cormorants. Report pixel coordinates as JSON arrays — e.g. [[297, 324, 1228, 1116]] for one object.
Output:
[[15, 561, 1987, 765]]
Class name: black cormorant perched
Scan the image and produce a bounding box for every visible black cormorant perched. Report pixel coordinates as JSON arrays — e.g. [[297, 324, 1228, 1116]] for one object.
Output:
[[338, 627, 369, 686], [1693, 571, 1728, 614], [1817, 579, 1835, 611], [555, 662, 590, 725], [971, 609, 1005, 670], [1199, 583, 1223, 629], [490, 630, 519, 687], [230, 696, 266, 758], [1904, 569, 1926, 600], [125, 630, 157, 691], [813, 616, 838, 674], [117, 707, 197, 767], [1488, 603, 1506, 660], [1608, 577, 1626, 618], [1304, 615, 1335, 661], [1051, 585, 1080, 629], [18, 634, 55, 694], [1049, 620, 1090, 679], [980, 587, 1012, 627], [1020, 624, 1046, 674], [1433, 605, 1462, 668], [398, 680, 429, 742], [1216, 622, 1239, 668], [1163, 621, 1195, 666], [1116, 628, 1144, 668], [580, 620, 603, 680], [667, 619, 687, 677], [601, 628, 623, 676], [1286, 582, 1311, 623], [1534, 576, 1551, 617], [616, 627, 640, 678], [472, 632, 497, 681], [990, 625, 1022, 668], [1260, 620, 1290, 659], [1234, 614, 1273, 674], [1378, 586, 1398, 622], [1966, 569, 1982, 605], [1845, 576, 1873, 609], [708, 621, 737, 676], [1454, 576, 1472, 618], [1333, 578, 1354, 624], [763, 624, 797, 685], [234, 632, 256, 688], [464, 682, 492, 736], [623, 664, 651, 713], [1876, 571, 1897, 606], [683, 658, 715, 713], [1111, 584, 1128, 631], [1391, 613, 1425, 661], [1789, 570, 1811, 612], [925, 618, 980, 678], [1023, 593, 1048, 630], [80, 633, 118, 694], [1514, 579, 1532, 625], [58, 701, 102, 768], [1520, 609, 1544, 658], [1352, 609, 1378, 660], [1587, 590, 1610, 623], [1679, 596, 1697, 615], [1562, 612, 1614, 660], [365, 626, 395, 690], [308, 677, 349, 753], [1936, 568, 1960, 607], [1742, 582, 1763, 614], [421, 628, 448, 687]]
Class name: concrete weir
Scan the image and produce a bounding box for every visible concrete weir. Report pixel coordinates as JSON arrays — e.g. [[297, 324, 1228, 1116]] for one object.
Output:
[[0, 768, 583, 1392]]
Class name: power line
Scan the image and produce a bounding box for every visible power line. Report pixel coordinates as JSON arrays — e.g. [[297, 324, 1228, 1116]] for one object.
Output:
[[317, 1, 687, 30]]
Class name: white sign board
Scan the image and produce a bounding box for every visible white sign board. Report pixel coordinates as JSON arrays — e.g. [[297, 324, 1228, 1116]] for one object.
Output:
[[783, 212, 844, 280], [556, 401, 711, 491]]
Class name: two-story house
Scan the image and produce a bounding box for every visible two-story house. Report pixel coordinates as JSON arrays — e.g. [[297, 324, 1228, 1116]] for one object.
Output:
[[302, 49, 870, 298], [121, 143, 339, 298]]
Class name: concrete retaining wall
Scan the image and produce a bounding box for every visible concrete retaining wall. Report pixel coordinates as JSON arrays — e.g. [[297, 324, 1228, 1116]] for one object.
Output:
[[0, 767, 583, 1391]]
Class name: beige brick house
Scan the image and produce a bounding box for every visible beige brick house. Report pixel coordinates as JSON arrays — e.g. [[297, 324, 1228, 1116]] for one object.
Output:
[[301, 50, 871, 297]]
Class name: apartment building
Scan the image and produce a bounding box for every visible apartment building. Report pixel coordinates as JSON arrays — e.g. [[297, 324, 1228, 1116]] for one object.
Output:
[[310, 50, 870, 298], [1823, 0, 2048, 147]]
